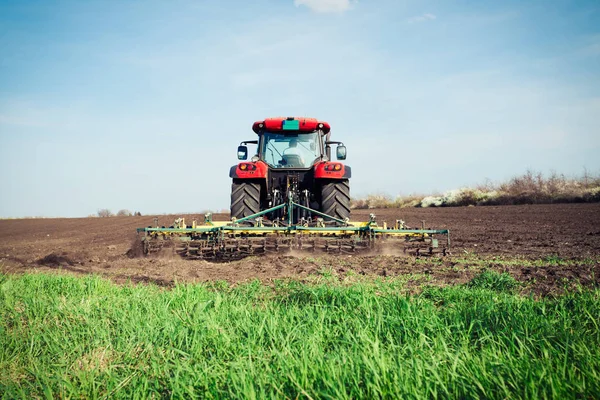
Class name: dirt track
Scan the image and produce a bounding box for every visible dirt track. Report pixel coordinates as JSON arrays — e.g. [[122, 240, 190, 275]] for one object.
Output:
[[1, 204, 599, 294]]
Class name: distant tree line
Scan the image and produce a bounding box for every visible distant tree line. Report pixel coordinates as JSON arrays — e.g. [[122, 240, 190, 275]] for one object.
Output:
[[96, 209, 142, 217], [352, 170, 600, 209]]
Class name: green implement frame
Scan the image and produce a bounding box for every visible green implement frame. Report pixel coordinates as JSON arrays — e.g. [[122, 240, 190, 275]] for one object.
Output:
[[136, 199, 450, 259]]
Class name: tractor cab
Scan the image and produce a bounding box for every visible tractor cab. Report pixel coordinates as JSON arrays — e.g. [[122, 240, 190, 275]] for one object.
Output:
[[260, 131, 321, 168], [237, 117, 346, 167]]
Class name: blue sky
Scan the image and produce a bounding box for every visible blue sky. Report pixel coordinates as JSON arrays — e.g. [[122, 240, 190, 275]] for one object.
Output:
[[1, 0, 599, 217]]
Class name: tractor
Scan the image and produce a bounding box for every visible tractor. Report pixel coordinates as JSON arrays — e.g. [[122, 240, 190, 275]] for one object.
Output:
[[230, 117, 350, 225]]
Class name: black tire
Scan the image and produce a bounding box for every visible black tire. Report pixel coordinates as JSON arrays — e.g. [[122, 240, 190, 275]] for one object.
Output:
[[230, 180, 261, 221], [320, 180, 351, 222]]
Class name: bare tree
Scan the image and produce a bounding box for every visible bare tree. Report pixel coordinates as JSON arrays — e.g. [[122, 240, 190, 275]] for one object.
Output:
[[97, 209, 113, 218], [117, 209, 132, 217]]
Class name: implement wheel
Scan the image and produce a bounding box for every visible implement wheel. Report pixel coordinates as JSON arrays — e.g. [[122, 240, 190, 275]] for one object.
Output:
[[231, 180, 261, 221], [320, 179, 350, 222]]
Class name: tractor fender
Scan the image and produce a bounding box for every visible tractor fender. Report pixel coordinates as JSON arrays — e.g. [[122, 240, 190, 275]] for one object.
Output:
[[343, 166, 351, 179], [314, 162, 351, 180], [229, 161, 269, 179]]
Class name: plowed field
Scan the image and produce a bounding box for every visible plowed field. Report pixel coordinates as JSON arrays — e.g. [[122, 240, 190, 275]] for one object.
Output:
[[1, 204, 599, 295]]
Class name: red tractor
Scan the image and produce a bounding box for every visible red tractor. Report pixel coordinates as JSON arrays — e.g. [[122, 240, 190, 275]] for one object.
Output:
[[230, 117, 351, 225]]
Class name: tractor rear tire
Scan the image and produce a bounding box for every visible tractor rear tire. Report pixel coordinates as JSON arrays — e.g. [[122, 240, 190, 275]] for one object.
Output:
[[321, 180, 351, 222], [231, 180, 261, 221]]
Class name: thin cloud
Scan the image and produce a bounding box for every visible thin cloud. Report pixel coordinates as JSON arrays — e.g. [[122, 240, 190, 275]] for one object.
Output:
[[0, 114, 48, 128], [0, 104, 85, 130], [407, 13, 437, 23], [294, 0, 355, 13], [579, 34, 600, 57]]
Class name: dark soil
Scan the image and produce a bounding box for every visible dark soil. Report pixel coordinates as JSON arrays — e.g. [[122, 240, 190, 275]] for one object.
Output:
[[37, 253, 76, 267], [1, 204, 599, 295]]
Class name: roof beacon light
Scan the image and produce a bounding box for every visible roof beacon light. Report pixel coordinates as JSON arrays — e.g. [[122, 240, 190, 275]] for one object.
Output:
[[252, 117, 331, 134]]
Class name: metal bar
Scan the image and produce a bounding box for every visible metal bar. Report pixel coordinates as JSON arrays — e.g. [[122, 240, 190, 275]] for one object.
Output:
[[222, 226, 293, 232], [294, 226, 366, 232], [291, 201, 347, 225], [138, 226, 450, 235], [287, 196, 293, 226], [371, 229, 449, 234], [139, 227, 220, 233], [234, 203, 286, 224]]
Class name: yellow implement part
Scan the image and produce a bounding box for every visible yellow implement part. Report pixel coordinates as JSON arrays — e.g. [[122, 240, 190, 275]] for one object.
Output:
[[199, 220, 369, 228]]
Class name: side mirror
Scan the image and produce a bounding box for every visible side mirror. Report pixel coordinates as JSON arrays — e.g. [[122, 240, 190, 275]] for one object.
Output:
[[237, 145, 248, 160], [336, 145, 347, 160]]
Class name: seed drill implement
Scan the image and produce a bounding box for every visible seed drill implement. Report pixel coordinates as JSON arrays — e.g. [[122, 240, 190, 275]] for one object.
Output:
[[136, 117, 450, 259]]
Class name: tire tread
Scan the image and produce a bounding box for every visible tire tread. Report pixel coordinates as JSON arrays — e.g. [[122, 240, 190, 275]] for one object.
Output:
[[231, 181, 260, 220], [321, 180, 351, 221]]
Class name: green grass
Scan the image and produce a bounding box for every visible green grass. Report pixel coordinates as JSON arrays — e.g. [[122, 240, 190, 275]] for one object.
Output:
[[466, 270, 519, 293], [1, 273, 599, 399]]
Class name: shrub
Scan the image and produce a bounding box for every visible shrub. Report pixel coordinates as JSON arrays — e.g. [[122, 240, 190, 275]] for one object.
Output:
[[117, 209, 132, 217], [351, 194, 425, 209], [420, 188, 499, 207]]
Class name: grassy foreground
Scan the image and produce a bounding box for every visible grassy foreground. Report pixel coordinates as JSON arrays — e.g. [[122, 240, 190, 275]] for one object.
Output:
[[1, 273, 599, 399]]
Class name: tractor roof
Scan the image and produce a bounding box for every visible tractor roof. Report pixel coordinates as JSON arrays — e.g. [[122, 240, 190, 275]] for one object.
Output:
[[252, 117, 331, 134]]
